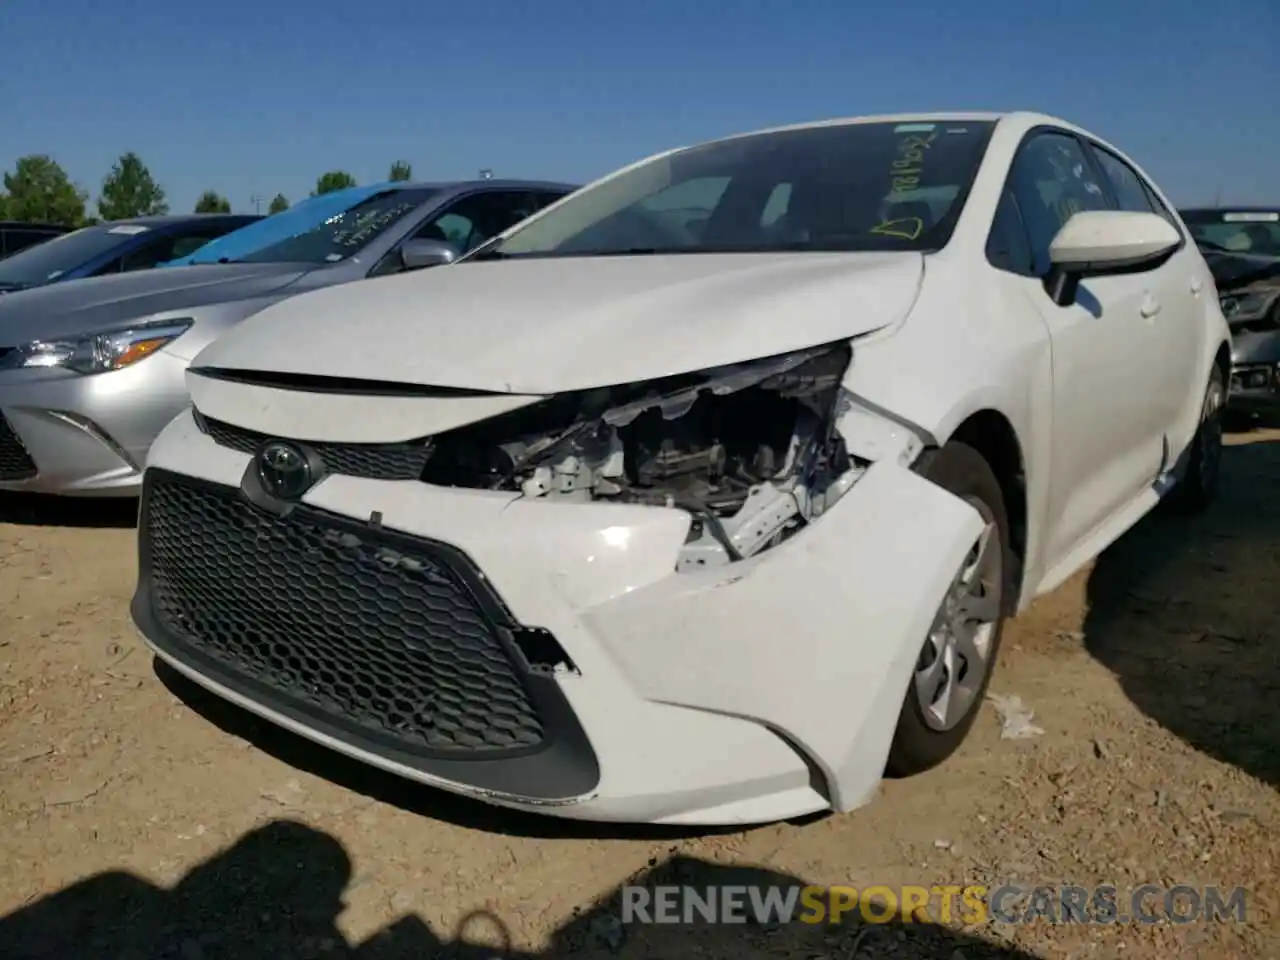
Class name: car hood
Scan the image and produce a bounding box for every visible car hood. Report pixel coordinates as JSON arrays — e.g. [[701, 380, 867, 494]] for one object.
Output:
[[0, 262, 309, 343], [192, 252, 924, 394], [1204, 250, 1280, 292]]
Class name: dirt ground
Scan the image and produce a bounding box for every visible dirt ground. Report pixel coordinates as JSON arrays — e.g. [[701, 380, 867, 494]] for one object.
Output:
[[2, 429, 1279, 960]]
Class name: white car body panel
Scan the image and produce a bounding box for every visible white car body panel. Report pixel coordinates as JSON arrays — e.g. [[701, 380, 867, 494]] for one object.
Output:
[[191, 252, 921, 393], [131, 111, 1230, 825]]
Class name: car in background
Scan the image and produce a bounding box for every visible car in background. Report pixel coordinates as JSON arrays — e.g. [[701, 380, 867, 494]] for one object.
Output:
[[0, 179, 576, 496], [0, 214, 260, 295], [1181, 207, 1280, 416], [130, 112, 1228, 826], [0, 221, 73, 260]]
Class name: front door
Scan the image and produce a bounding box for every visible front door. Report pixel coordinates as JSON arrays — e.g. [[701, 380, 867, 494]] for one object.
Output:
[[1006, 131, 1170, 565]]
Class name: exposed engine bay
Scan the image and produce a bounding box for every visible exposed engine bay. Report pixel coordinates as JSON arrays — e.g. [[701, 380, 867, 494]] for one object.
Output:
[[420, 344, 868, 569]]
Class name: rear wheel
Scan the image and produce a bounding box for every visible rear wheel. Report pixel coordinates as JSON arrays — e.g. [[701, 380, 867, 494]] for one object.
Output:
[[886, 442, 1011, 777], [1174, 364, 1225, 512]]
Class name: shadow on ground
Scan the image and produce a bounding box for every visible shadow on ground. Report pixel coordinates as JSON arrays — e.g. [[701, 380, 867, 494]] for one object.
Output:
[[152, 661, 812, 843], [0, 820, 1041, 959], [0, 493, 138, 529], [1084, 434, 1280, 786]]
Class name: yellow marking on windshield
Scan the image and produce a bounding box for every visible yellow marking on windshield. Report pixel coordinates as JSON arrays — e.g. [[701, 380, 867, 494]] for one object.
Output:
[[888, 132, 938, 197], [870, 218, 925, 241]]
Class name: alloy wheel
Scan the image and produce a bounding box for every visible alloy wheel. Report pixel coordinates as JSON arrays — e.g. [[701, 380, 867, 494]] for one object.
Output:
[[913, 497, 1004, 733]]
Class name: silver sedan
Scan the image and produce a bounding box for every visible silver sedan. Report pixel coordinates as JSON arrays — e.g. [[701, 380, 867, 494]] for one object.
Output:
[[0, 179, 576, 496]]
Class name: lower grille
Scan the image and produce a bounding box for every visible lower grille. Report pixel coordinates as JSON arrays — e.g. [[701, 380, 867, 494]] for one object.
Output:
[[142, 469, 546, 754], [0, 413, 37, 481], [195, 410, 433, 481]]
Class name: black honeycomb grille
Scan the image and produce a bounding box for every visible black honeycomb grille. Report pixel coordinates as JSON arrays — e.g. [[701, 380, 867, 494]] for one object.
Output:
[[0, 413, 37, 481], [197, 412, 433, 480], [143, 470, 546, 754]]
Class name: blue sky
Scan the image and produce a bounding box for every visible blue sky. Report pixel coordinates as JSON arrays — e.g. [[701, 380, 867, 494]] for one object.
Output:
[[3, 0, 1276, 215]]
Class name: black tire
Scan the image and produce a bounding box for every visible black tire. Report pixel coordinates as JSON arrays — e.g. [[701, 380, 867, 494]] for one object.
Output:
[[885, 442, 1012, 777], [1174, 364, 1225, 513]]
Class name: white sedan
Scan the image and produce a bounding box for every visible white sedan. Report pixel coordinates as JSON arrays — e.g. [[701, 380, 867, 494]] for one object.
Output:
[[131, 112, 1230, 826]]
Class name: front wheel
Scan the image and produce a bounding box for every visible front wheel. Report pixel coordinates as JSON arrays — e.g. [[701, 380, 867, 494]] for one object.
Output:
[[1174, 364, 1225, 512], [885, 442, 1011, 777]]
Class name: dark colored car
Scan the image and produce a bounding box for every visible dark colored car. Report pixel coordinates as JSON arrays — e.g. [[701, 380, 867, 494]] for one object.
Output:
[[0, 221, 72, 258], [1181, 207, 1280, 415], [0, 214, 260, 295]]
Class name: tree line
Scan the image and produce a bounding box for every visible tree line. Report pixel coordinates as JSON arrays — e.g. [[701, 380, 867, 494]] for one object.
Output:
[[0, 154, 416, 226]]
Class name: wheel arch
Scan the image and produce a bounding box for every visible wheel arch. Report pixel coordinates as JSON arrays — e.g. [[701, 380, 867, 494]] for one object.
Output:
[[936, 408, 1029, 615]]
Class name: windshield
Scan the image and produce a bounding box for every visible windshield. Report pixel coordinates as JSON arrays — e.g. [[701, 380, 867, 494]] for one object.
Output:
[[0, 224, 143, 288], [1183, 211, 1280, 258], [230, 187, 439, 265], [172, 186, 388, 266], [483, 120, 995, 259]]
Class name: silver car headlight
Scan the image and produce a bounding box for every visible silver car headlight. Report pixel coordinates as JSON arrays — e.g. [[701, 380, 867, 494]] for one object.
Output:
[[0, 319, 192, 375]]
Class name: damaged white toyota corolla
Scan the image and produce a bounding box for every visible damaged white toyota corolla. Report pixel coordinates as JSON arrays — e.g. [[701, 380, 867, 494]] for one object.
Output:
[[131, 112, 1230, 825]]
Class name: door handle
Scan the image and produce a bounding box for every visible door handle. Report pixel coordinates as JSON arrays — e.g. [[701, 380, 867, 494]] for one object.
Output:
[[1140, 294, 1161, 318]]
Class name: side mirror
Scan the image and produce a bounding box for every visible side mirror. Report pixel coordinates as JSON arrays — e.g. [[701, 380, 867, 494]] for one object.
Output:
[[399, 238, 459, 271], [1044, 210, 1181, 306]]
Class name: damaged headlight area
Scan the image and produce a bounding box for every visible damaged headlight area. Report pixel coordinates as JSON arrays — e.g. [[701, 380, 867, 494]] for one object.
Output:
[[420, 343, 870, 569]]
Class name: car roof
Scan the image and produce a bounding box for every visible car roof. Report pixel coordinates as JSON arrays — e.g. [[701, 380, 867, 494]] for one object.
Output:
[[681, 110, 1111, 153]]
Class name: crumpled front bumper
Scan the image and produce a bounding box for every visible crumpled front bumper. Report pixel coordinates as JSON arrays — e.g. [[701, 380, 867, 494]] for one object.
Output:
[[133, 409, 983, 825]]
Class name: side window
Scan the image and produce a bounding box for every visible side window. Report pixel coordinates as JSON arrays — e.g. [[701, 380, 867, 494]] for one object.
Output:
[[1089, 146, 1156, 215], [119, 236, 181, 272], [168, 233, 218, 260], [1009, 133, 1111, 275], [417, 212, 475, 250], [760, 183, 792, 228], [529, 190, 568, 212], [986, 188, 1033, 275], [415, 191, 552, 255]]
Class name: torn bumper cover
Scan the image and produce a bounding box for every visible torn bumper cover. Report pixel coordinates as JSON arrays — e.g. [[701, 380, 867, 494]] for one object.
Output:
[[132, 345, 985, 825]]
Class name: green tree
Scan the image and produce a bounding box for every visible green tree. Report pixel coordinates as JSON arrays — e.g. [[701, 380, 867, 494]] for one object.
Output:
[[312, 171, 357, 196], [194, 190, 231, 214], [389, 160, 412, 182], [268, 193, 290, 214], [97, 152, 169, 220], [1, 155, 88, 225]]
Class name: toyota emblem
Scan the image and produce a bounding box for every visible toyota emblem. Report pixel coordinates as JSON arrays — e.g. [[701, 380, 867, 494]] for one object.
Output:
[[257, 441, 313, 500]]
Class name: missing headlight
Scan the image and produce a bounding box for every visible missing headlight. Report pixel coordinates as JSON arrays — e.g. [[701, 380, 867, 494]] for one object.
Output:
[[420, 344, 861, 567]]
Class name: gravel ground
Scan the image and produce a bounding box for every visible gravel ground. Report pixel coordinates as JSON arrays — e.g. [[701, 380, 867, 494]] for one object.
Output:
[[1, 428, 1278, 959]]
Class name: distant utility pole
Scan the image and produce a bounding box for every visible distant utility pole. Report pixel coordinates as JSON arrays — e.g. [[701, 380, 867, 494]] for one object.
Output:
[[250, 194, 265, 214], [479, 168, 493, 180]]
